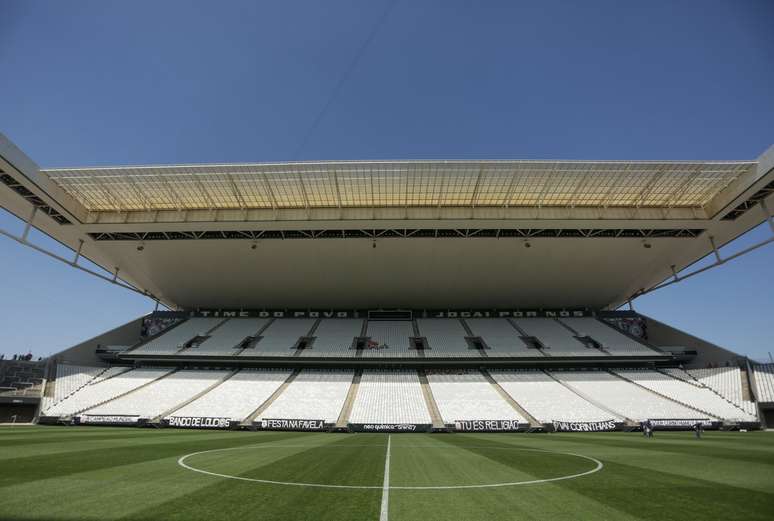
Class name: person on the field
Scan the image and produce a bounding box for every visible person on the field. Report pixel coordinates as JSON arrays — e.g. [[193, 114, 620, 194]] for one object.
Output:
[[693, 422, 703, 439], [645, 419, 654, 438]]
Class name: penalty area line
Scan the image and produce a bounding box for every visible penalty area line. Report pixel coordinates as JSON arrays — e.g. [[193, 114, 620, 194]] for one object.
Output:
[[380, 435, 391, 521]]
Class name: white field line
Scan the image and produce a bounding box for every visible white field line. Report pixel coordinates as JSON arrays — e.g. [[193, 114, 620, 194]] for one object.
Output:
[[380, 435, 391, 521], [176, 443, 603, 490]]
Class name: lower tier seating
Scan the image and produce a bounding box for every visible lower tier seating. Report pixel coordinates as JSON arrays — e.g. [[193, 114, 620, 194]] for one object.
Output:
[[41, 366, 761, 425], [85, 370, 230, 419], [168, 368, 292, 421], [491, 369, 622, 423], [42, 368, 171, 417], [552, 370, 707, 421]]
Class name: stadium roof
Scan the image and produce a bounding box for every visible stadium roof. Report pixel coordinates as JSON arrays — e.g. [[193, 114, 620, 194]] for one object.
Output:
[[44, 160, 753, 212], [2, 133, 773, 311]]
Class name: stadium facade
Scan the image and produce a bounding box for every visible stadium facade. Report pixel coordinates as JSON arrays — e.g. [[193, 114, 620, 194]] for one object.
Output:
[[1, 132, 773, 431]]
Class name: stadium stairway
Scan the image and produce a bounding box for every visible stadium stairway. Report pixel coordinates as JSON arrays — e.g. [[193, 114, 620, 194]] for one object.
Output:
[[241, 369, 301, 425], [609, 370, 716, 420], [545, 370, 636, 425], [73, 369, 177, 418], [151, 369, 239, 423], [417, 370, 445, 429], [480, 369, 541, 427], [335, 370, 362, 428], [740, 367, 754, 402]]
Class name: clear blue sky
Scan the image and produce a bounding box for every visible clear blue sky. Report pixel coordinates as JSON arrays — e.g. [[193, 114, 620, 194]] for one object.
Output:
[[1, 0, 772, 360]]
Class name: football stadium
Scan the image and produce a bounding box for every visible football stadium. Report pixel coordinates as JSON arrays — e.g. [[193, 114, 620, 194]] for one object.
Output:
[[1, 132, 773, 520]]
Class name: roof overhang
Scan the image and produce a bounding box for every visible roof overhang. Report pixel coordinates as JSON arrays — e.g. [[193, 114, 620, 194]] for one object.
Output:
[[2, 132, 772, 310]]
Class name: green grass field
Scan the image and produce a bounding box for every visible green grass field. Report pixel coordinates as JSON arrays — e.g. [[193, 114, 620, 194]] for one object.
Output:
[[1, 426, 772, 521]]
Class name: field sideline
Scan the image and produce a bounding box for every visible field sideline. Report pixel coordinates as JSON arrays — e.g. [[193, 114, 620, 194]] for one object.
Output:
[[0, 426, 772, 520]]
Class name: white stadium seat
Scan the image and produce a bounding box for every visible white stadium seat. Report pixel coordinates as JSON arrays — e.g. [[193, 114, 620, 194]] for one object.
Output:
[[258, 369, 354, 423], [42, 368, 171, 417], [491, 369, 621, 423], [513, 318, 593, 356], [362, 321, 419, 358], [465, 319, 537, 357], [132, 318, 225, 355], [191, 318, 269, 356], [560, 317, 656, 355], [298, 319, 363, 358], [86, 369, 230, 419], [169, 368, 292, 421], [349, 369, 431, 423], [417, 319, 474, 358], [241, 319, 316, 356], [614, 369, 756, 422], [427, 370, 525, 423], [552, 370, 706, 421]]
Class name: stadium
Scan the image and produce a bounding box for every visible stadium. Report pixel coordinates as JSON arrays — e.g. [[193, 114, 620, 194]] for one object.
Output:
[[1, 130, 773, 519]]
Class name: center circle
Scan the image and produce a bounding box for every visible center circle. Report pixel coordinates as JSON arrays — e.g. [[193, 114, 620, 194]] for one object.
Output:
[[177, 443, 603, 490]]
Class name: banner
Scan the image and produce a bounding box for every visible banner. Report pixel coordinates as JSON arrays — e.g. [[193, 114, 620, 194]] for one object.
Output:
[[453, 419, 525, 432], [647, 419, 716, 430], [348, 423, 432, 433], [78, 415, 139, 425], [552, 419, 617, 432], [165, 416, 232, 429], [255, 418, 326, 431], [184, 309, 591, 319]]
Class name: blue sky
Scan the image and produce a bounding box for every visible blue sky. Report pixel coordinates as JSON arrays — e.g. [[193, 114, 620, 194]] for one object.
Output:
[[1, 0, 773, 360]]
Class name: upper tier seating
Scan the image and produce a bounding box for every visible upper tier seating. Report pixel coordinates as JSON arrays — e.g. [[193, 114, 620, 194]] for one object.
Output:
[[465, 318, 537, 357], [42, 368, 171, 417], [240, 319, 316, 356], [752, 364, 774, 402], [132, 318, 224, 354], [552, 370, 706, 421], [614, 369, 755, 422], [298, 319, 363, 357], [125, 317, 667, 359], [192, 318, 269, 355], [491, 369, 622, 422], [168, 368, 292, 421], [86, 370, 230, 419], [417, 319, 475, 358], [427, 370, 524, 423], [258, 369, 354, 423], [560, 318, 656, 355], [361, 321, 419, 358], [512, 318, 592, 356], [349, 369, 431, 423]]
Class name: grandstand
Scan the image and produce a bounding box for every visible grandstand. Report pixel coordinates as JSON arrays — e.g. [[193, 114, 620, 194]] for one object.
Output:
[[0, 132, 772, 433]]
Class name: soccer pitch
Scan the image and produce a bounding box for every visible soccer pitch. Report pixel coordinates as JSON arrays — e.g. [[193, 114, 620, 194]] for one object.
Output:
[[1, 427, 772, 520]]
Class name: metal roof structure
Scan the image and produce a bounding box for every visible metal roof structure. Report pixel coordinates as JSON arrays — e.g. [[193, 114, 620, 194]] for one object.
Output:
[[2, 133, 773, 311], [44, 160, 753, 213]]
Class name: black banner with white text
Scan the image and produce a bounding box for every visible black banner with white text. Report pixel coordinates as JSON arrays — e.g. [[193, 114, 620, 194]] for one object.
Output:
[[552, 420, 618, 432], [453, 419, 526, 432], [348, 423, 433, 433], [255, 418, 327, 431], [164, 416, 232, 429]]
